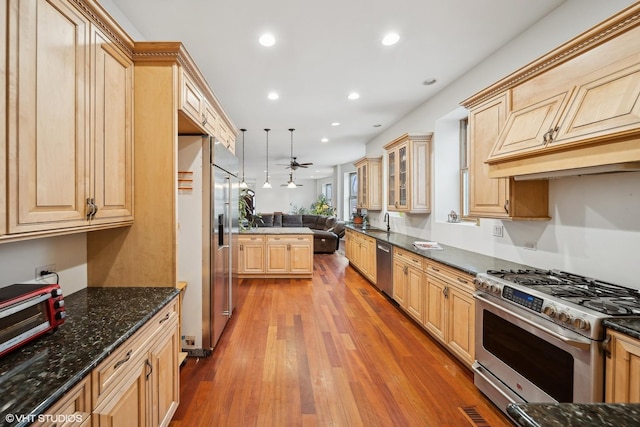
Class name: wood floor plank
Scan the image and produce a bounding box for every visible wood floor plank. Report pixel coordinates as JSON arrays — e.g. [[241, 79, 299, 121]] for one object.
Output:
[[170, 251, 513, 427]]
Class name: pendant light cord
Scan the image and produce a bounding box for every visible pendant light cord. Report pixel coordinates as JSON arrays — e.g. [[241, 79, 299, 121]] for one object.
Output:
[[240, 128, 246, 183]]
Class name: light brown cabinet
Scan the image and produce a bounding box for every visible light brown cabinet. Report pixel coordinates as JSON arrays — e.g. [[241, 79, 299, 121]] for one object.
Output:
[[266, 235, 313, 275], [353, 156, 383, 211], [392, 247, 424, 324], [423, 260, 475, 367], [605, 329, 640, 403], [384, 133, 431, 213], [4, 0, 133, 240], [345, 229, 376, 283], [34, 377, 91, 426], [238, 235, 266, 274], [463, 3, 640, 179], [466, 94, 549, 220]]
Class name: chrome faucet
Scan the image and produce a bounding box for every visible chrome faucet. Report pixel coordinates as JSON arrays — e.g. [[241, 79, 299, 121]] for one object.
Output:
[[384, 212, 390, 232]]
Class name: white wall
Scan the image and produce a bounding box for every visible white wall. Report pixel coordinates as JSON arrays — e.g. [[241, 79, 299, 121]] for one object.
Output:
[[0, 234, 88, 296], [361, 0, 640, 289], [251, 179, 317, 214]]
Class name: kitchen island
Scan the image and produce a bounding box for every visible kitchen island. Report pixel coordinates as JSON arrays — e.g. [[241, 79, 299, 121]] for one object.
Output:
[[0, 286, 180, 426]]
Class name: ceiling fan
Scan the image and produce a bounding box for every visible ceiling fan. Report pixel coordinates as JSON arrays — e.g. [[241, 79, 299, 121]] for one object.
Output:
[[278, 128, 314, 170]]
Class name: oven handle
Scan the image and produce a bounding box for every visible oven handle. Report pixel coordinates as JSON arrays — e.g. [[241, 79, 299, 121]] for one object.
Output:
[[472, 362, 520, 405], [475, 293, 591, 351]]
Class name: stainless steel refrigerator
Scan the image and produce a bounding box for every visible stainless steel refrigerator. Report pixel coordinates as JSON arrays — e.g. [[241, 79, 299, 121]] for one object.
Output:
[[202, 137, 239, 350]]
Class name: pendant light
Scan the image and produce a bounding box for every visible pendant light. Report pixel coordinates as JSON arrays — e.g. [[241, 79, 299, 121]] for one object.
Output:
[[239, 129, 248, 189], [262, 129, 272, 188]]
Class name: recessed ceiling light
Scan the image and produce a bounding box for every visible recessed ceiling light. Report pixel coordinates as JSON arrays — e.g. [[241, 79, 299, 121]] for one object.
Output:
[[382, 32, 400, 46], [267, 91, 279, 100], [259, 33, 276, 47], [321, 138, 329, 143], [331, 122, 340, 127], [423, 78, 437, 86], [347, 92, 360, 100]]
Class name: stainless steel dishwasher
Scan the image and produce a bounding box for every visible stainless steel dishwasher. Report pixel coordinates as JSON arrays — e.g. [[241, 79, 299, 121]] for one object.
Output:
[[376, 241, 393, 297]]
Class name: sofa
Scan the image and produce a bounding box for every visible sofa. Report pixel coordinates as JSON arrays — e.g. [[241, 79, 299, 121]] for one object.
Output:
[[256, 213, 345, 253]]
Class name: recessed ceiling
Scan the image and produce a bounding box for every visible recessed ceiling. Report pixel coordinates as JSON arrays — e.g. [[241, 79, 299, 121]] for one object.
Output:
[[105, 0, 566, 182]]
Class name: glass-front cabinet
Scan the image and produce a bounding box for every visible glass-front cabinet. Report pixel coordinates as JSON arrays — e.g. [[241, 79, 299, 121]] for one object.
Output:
[[384, 133, 432, 213], [353, 156, 382, 210]]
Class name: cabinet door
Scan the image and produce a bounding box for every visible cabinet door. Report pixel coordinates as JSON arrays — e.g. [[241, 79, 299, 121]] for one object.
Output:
[[424, 275, 446, 342], [180, 71, 203, 126], [552, 60, 640, 149], [266, 241, 288, 273], [289, 239, 313, 274], [468, 94, 510, 218], [488, 90, 573, 161], [239, 238, 265, 274], [368, 159, 383, 210], [345, 230, 354, 261], [7, 0, 90, 233], [392, 259, 407, 308], [91, 26, 134, 224], [387, 149, 397, 210], [409, 139, 431, 213], [358, 163, 367, 208], [405, 266, 424, 323], [447, 286, 475, 366], [606, 330, 640, 403], [202, 100, 218, 137], [93, 362, 148, 427], [397, 144, 409, 210], [149, 319, 180, 427], [365, 236, 377, 283]]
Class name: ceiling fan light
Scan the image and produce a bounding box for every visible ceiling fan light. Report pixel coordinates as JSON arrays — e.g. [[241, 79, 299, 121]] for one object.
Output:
[[287, 181, 297, 188], [262, 181, 272, 189], [239, 180, 248, 189]]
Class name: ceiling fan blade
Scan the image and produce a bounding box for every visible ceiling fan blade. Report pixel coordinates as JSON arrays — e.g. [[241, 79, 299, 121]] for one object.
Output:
[[300, 162, 313, 166]]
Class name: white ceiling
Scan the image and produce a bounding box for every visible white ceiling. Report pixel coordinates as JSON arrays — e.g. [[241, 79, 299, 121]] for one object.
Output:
[[106, 0, 565, 183]]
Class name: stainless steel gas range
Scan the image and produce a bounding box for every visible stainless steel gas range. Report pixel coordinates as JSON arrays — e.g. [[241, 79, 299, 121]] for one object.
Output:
[[472, 269, 640, 417]]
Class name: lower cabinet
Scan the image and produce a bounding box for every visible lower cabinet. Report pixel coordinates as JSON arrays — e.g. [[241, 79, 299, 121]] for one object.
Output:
[[237, 233, 313, 278], [345, 229, 377, 284], [41, 298, 179, 427], [393, 247, 425, 324], [424, 261, 475, 367], [605, 329, 640, 403]]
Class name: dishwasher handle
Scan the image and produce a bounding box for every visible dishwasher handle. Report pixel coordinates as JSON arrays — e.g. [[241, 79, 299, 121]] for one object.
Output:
[[377, 244, 390, 253]]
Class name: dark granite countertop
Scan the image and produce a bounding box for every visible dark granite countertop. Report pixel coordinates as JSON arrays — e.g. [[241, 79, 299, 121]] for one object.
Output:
[[507, 402, 640, 427], [346, 224, 533, 276], [0, 286, 180, 427], [603, 317, 640, 340]]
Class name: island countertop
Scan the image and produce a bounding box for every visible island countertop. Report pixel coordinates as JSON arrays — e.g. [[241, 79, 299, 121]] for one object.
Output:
[[239, 227, 314, 235], [0, 286, 180, 426]]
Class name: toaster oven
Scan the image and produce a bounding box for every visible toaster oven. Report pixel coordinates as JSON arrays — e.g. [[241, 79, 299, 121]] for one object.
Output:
[[0, 283, 66, 357]]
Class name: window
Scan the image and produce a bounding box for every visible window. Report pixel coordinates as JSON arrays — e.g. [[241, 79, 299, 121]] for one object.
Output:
[[323, 183, 333, 205], [348, 172, 357, 216], [460, 117, 470, 218]]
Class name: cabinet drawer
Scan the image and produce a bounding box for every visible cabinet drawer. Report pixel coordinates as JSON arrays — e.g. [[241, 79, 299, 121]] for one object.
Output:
[[33, 376, 91, 426], [393, 247, 423, 269], [239, 235, 265, 243], [92, 300, 177, 405], [424, 260, 474, 292], [267, 235, 312, 244]]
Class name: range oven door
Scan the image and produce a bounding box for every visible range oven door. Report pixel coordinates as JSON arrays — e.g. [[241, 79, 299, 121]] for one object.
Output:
[[473, 291, 602, 413]]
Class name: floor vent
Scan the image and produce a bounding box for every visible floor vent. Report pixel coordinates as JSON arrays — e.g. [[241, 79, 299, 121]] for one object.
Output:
[[459, 406, 491, 427]]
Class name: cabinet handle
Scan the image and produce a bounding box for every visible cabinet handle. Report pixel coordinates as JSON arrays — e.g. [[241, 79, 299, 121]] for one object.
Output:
[[457, 277, 468, 284], [145, 359, 153, 380], [443, 286, 449, 298], [240, 244, 244, 251], [114, 349, 133, 370], [86, 198, 97, 219], [503, 199, 510, 214], [551, 125, 560, 141], [287, 243, 291, 250], [403, 266, 408, 274], [542, 128, 552, 143], [430, 266, 440, 272], [159, 312, 170, 324]]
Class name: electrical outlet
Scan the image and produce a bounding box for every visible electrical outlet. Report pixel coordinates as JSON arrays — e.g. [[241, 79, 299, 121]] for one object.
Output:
[[35, 264, 56, 279], [523, 242, 537, 251], [492, 225, 503, 237]]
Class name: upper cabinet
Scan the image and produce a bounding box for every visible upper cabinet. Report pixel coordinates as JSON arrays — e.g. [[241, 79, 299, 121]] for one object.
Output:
[[463, 2, 640, 179], [353, 156, 382, 211], [4, 0, 134, 240], [467, 93, 549, 220], [384, 133, 432, 213], [178, 66, 236, 153]]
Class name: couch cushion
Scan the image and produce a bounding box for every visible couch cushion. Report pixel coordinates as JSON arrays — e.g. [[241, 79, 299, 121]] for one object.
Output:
[[302, 214, 320, 229], [273, 212, 283, 227], [282, 214, 303, 227], [258, 213, 273, 227], [324, 217, 337, 229]]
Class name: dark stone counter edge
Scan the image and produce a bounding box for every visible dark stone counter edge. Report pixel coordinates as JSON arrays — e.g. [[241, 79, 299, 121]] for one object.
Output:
[[24, 288, 181, 424], [603, 317, 640, 340], [507, 402, 640, 427], [345, 224, 533, 276]]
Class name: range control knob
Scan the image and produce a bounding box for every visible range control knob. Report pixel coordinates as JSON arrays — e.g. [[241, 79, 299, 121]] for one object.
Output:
[[573, 318, 590, 331], [558, 311, 573, 324], [542, 306, 556, 318], [489, 284, 500, 294]]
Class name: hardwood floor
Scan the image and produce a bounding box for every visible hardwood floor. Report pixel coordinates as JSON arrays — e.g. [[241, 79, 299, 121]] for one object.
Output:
[[170, 251, 513, 427]]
